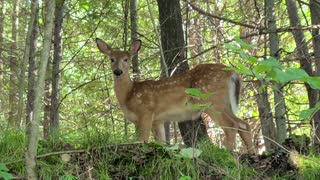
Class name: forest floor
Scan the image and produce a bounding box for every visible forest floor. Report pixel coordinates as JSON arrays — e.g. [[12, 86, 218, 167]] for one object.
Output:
[[28, 140, 318, 179], [3, 134, 320, 179]]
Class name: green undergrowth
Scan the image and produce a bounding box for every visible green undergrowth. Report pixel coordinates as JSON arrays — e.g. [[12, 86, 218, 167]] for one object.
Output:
[[1, 129, 320, 179], [294, 153, 320, 179]]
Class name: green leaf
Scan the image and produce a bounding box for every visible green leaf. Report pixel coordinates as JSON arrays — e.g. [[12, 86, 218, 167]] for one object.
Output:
[[179, 176, 192, 180], [236, 64, 254, 76], [260, 57, 282, 68], [247, 56, 258, 64], [0, 164, 13, 180], [192, 102, 212, 110], [165, 144, 179, 151], [304, 77, 320, 89], [299, 108, 317, 120], [192, 104, 202, 110], [254, 64, 272, 73], [234, 37, 256, 50], [240, 51, 249, 59], [185, 88, 212, 99], [179, 148, 202, 158], [299, 102, 320, 120], [0, 164, 9, 171], [185, 88, 203, 98], [224, 43, 241, 52], [286, 68, 309, 80], [266, 67, 310, 83], [80, 1, 90, 10]]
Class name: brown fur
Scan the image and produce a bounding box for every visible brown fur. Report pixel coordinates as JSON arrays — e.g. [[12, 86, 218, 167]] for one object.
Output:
[[96, 38, 255, 153]]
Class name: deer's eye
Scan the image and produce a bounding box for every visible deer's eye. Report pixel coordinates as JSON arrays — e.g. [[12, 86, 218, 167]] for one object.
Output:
[[124, 59, 128, 62], [110, 58, 115, 63]]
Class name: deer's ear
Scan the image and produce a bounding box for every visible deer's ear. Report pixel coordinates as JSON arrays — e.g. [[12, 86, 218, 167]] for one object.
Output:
[[129, 40, 141, 56], [96, 38, 112, 56]]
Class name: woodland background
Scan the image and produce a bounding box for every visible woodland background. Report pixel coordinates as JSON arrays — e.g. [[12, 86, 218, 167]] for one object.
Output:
[[1, 0, 320, 179]]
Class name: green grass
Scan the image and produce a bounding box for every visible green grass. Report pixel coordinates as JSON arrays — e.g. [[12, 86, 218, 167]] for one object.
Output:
[[198, 140, 257, 179], [296, 153, 320, 179], [2, 127, 320, 179]]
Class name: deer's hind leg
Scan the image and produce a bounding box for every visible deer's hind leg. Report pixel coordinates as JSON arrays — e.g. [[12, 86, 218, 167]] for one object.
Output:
[[223, 109, 254, 153], [205, 108, 238, 151]]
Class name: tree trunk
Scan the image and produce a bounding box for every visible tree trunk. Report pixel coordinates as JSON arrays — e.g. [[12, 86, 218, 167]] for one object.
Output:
[[123, 0, 129, 49], [286, 0, 318, 144], [211, 0, 223, 62], [25, 0, 55, 178], [8, 0, 19, 127], [266, 0, 287, 145], [43, 68, 51, 140], [310, 0, 320, 145], [189, 2, 203, 62], [130, 0, 140, 81], [0, 0, 5, 115], [286, 0, 313, 98], [49, 0, 65, 140], [17, 0, 38, 128], [26, 0, 39, 137], [157, 0, 209, 147], [256, 80, 276, 151]]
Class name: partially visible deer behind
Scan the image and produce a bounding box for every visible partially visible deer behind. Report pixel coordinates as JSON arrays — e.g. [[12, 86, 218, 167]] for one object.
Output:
[[96, 38, 254, 153]]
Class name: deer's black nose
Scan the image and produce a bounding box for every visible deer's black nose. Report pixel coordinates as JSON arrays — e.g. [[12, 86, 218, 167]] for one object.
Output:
[[113, 69, 123, 76]]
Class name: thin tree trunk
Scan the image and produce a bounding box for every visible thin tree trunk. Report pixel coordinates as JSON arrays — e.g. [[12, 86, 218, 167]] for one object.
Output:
[[286, 0, 318, 144], [286, 0, 313, 99], [310, 0, 320, 145], [17, 0, 38, 128], [9, 0, 19, 127], [123, 0, 129, 50], [266, 0, 287, 145], [25, 0, 55, 178], [157, 0, 209, 147], [50, 0, 64, 140], [26, 0, 39, 137], [0, 0, 5, 115], [130, 0, 140, 81], [189, 1, 203, 61], [256, 80, 276, 151], [43, 68, 51, 140], [211, 0, 223, 62], [122, 0, 129, 137]]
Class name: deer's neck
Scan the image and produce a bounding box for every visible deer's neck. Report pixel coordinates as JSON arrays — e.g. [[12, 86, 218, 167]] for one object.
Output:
[[114, 73, 133, 108]]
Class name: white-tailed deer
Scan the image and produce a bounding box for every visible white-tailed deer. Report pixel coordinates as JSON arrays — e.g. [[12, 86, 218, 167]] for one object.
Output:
[[96, 38, 254, 153]]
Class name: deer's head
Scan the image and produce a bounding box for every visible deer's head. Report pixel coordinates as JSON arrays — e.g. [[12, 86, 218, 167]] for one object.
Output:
[[96, 38, 141, 78]]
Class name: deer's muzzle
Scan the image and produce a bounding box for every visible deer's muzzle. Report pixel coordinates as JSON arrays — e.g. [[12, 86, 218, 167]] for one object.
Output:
[[113, 69, 123, 76]]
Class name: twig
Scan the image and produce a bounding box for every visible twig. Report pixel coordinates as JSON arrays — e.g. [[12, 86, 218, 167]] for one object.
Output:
[[186, 1, 261, 30]]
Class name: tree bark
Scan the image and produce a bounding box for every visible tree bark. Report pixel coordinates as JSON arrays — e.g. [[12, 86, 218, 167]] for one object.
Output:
[[256, 80, 276, 151], [266, 0, 287, 145], [9, 0, 19, 127], [286, 0, 318, 144], [49, 0, 65, 140], [286, 0, 313, 97], [26, 0, 39, 137], [130, 0, 140, 81], [43, 68, 51, 140], [17, 0, 39, 128], [157, 0, 209, 147], [25, 0, 55, 178], [310, 0, 320, 145], [0, 0, 5, 115]]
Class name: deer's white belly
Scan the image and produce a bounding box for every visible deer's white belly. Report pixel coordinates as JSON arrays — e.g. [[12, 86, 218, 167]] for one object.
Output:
[[122, 104, 201, 124], [155, 106, 201, 123]]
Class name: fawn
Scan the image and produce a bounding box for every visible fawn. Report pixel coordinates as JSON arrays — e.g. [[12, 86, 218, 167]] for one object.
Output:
[[96, 38, 254, 153]]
